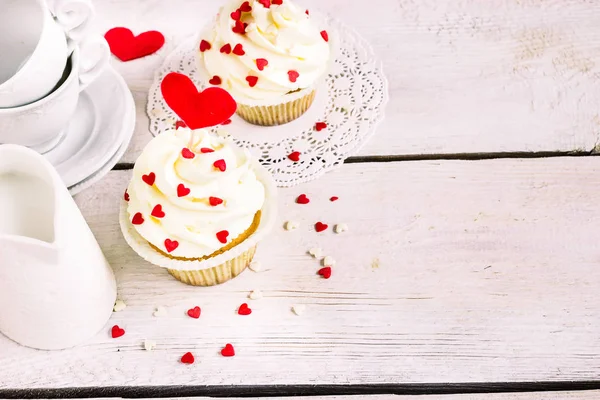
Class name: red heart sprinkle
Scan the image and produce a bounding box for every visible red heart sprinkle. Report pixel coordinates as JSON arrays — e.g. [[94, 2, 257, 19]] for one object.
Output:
[[181, 148, 195, 159], [216, 230, 229, 244], [200, 147, 215, 153], [111, 325, 125, 338], [220, 43, 232, 54], [165, 238, 179, 253], [318, 267, 332, 279], [330, 196, 339, 202], [124, 190, 130, 202], [199, 39, 211, 52], [315, 122, 328, 131], [222, 119, 232, 125], [246, 75, 258, 87], [142, 172, 156, 186], [296, 194, 310, 204], [256, 58, 268, 71], [175, 120, 187, 130], [151, 204, 165, 218], [213, 159, 227, 172], [209, 75, 222, 85], [232, 20, 246, 34], [181, 352, 195, 364], [288, 151, 301, 162], [240, 1, 252, 11], [221, 343, 235, 357], [187, 306, 201, 319], [230, 9, 242, 20], [288, 70, 299, 83], [258, 0, 271, 8], [177, 183, 191, 197], [272, 0, 283, 4], [209, 197, 224, 206], [104, 28, 165, 62], [321, 30, 329, 42], [238, 303, 252, 315], [131, 212, 144, 225], [305, 9, 309, 15], [315, 222, 328, 232], [232, 43, 245, 56]]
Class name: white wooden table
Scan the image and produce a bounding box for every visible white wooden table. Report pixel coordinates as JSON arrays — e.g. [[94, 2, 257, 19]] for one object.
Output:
[[1, 0, 600, 399]]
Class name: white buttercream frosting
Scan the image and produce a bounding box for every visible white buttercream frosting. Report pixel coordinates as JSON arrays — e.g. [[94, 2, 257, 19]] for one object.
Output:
[[200, 0, 330, 101], [126, 128, 265, 259]]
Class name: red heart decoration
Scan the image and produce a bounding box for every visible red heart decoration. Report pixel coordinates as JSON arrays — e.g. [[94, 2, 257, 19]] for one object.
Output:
[[216, 230, 229, 244], [321, 30, 329, 42], [220, 43, 232, 54], [315, 222, 328, 232], [111, 325, 125, 338], [230, 9, 242, 20], [318, 267, 332, 279], [181, 148, 195, 159], [238, 303, 252, 315], [256, 58, 268, 71], [175, 120, 187, 130], [213, 159, 227, 172], [288, 151, 301, 162], [315, 122, 328, 131], [240, 1, 252, 12], [132, 212, 144, 225], [232, 20, 247, 34], [209, 197, 224, 206], [187, 306, 201, 319], [177, 183, 191, 197], [201, 148, 215, 153], [142, 172, 156, 186], [246, 75, 258, 87], [296, 194, 310, 204], [124, 190, 130, 202], [199, 39, 211, 52], [151, 204, 165, 218], [221, 343, 235, 357], [258, 0, 271, 7], [181, 352, 195, 364], [272, 0, 283, 4], [209, 75, 222, 85], [233, 43, 245, 56], [305, 9, 310, 15], [288, 70, 299, 83], [222, 119, 232, 125], [161, 72, 237, 130], [164, 239, 179, 253], [330, 196, 339, 202], [105, 27, 165, 62]]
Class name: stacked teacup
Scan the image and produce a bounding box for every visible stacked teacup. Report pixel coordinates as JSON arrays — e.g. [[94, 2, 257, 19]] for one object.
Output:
[[0, 0, 109, 153]]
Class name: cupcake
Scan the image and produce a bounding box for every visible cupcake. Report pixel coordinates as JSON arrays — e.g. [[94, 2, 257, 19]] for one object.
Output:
[[119, 127, 277, 286], [196, 0, 332, 126]]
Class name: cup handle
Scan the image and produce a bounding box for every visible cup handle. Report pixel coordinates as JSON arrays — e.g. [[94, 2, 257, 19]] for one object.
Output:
[[46, 0, 95, 45], [77, 38, 110, 91]]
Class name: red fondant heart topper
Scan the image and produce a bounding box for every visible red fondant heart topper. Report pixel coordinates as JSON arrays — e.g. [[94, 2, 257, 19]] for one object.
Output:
[[161, 72, 237, 130], [104, 27, 165, 61]]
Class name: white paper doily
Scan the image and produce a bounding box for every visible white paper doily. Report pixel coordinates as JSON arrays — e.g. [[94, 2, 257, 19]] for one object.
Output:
[[147, 14, 388, 187]]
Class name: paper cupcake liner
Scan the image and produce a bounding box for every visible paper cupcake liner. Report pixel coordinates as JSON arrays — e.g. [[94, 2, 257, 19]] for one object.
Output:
[[236, 89, 316, 126], [119, 161, 278, 282]]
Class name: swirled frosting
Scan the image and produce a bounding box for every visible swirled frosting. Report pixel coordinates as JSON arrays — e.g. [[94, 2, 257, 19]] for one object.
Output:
[[126, 128, 265, 259], [200, 0, 331, 101]]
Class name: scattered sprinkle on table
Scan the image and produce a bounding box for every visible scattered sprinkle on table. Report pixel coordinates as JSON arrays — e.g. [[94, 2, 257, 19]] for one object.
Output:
[[309, 248, 323, 258], [144, 340, 157, 351], [113, 299, 127, 312], [248, 290, 263, 300], [335, 223, 348, 234], [323, 256, 336, 266], [249, 260, 262, 272], [285, 220, 299, 231]]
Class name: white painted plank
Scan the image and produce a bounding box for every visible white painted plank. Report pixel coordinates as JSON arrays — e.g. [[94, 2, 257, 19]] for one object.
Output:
[[90, 0, 600, 161], [1, 159, 600, 388]]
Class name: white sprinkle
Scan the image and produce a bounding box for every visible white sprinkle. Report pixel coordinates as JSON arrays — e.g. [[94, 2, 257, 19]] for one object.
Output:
[[292, 304, 306, 316], [113, 300, 127, 312], [323, 256, 336, 267], [153, 306, 167, 317], [285, 220, 299, 231], [308, 248, 323, 258], [249, 260, 262, 272], [248, 290, 263, 300], [334, 223, 348, 234], [144, 340, 157, 351]]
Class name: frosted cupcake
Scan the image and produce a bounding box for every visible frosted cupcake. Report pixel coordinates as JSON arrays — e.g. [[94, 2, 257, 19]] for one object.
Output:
[[197, 0, 331, 126], [120, 127, 277, 286]]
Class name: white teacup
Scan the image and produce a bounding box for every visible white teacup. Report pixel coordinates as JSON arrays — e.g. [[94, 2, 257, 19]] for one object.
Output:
[[0, 0, 94, 108], [0, 38, 110, 153]]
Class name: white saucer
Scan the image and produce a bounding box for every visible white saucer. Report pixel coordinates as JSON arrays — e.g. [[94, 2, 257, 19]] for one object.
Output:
[[43, 65, 135, 190]]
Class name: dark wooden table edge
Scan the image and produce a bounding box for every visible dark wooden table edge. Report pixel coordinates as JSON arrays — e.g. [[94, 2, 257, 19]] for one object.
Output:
[[1, 381, 600, 398]]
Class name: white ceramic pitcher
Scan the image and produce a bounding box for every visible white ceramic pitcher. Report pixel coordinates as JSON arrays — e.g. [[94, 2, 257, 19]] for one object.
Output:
[[0, 144, 116, 350]]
